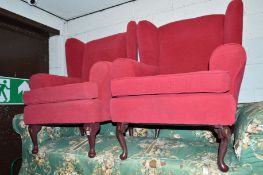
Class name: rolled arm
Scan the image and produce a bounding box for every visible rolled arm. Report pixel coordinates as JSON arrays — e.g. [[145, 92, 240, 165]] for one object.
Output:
[[112, 58, 159, 79], [89, 61, 113, 118], [29, 73, 81, 89], [233, 102, 263, 171], [209, 43, 246, 101]]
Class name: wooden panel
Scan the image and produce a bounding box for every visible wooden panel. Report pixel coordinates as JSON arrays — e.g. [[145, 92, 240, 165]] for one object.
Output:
[[0, 26, 49, 78], [0, 8, 59, 174]]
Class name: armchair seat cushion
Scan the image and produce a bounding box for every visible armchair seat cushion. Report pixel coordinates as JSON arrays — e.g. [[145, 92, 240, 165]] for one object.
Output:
[[24, 82, 98, 105], [112, 71, 230, 97]]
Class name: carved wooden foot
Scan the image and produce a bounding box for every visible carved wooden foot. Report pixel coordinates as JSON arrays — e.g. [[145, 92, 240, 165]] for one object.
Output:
[[79, 126, 85, 136], [155, 128, 160, 138], [116, 123, 128, 160], [214, 126, 231, 172], [28, 125, 42, 154], [84, 123, 100, 158]]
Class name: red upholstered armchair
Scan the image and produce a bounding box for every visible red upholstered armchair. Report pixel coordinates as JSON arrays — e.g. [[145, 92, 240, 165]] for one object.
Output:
[[23, 21, 137, 158], [110, 0, 246, 172]]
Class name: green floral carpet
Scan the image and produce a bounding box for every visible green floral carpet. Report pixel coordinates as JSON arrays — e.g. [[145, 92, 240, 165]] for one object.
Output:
[[13, 102, 263, 175]]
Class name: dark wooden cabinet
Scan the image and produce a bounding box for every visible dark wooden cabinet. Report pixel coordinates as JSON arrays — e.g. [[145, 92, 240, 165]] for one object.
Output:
[[0, 7, 59, 174]]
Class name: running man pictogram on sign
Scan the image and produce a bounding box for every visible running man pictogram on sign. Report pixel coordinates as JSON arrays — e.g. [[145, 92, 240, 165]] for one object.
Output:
[[0, 79, 10, 103], [0, 76, 29, 105]]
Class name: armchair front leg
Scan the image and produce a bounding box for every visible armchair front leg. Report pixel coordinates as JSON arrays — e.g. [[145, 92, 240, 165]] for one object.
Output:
[[214, 126, 231, 172], [116, 122, 128, 160], [84, 123, 100, 158], [28, 124, 42, 154]]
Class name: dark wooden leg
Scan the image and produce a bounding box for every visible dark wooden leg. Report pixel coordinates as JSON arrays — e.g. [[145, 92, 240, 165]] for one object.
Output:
[[230, 124, 235, 134], [214, 126, 231, 172], [79, 126, 84, 136], [128, 126, 133, 136], [83, 123, 100, 158], [155, 128, 160, 138], [116, 122, 128, 160], [28, 125, 42, 154]]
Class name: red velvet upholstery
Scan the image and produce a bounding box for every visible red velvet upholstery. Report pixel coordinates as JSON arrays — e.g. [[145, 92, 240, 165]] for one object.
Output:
[[24, 21, 137, 125], [112, 58, 159, 79], [112, 71, 231, 97], [24, 100, 102, 124], [89, 61, 113, 120], [28, 20, 137, 90], [110, 0, 246, 126], [224, 0, 243, 44], [138, 15, 224, 74], [209, 44, 246, 102], [111, 93, 236, 125], [29, 74, 81, 89], [24, 82, 98, 105], [65, 38, 85, 78]]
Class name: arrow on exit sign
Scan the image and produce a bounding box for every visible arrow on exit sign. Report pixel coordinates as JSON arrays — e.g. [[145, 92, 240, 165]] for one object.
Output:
[[18, 81, 30, 94]]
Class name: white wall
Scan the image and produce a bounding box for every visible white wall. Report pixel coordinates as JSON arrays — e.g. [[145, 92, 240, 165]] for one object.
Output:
[[2, 0, 263, 103], [0, 0, 67, 76], [64, 0, 263, 103]]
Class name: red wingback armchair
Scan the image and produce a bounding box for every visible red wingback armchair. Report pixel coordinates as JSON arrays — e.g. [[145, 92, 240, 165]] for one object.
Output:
[[23, 21, 137, 158], [110, 0, 246, 172]]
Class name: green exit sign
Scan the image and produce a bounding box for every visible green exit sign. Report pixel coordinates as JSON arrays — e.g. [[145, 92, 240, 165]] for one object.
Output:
[[0, 76, 30, 105]]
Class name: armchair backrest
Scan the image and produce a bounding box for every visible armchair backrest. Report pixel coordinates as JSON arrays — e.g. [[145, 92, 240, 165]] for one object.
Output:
[[65, 21, 137, 80], [138, 0, 243, 75]]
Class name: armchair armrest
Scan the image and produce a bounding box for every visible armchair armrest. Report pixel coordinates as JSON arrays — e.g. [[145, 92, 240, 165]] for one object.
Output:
[[112, 58, 159, 79], [209, 43, 246, 101], [233, 102, 263, 166], [89, 61, 113, 118], [13, 114, 81, 147], [29, 73, 81, 89]]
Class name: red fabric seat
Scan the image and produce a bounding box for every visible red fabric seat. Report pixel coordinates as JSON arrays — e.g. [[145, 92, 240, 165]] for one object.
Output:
[[112, 71, 231, 97], [24, 82, 98, 105]]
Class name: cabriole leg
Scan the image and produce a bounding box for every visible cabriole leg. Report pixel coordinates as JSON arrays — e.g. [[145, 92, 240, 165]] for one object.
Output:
[[214, 126, 231, 172], [116, 122, 128, 160], [28, 125, 42, 154], [84, 123, 100, 158]]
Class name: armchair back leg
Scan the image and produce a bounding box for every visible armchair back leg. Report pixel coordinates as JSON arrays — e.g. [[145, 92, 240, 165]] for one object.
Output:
[[155, 128, 160, 138], [84, 123, 100, 158], [128, 126, 133, 136], [116, 123, 128, 160], [28, 125, 42, 154], [79, 125, 85, 136], [214, 126, 231, 172]]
